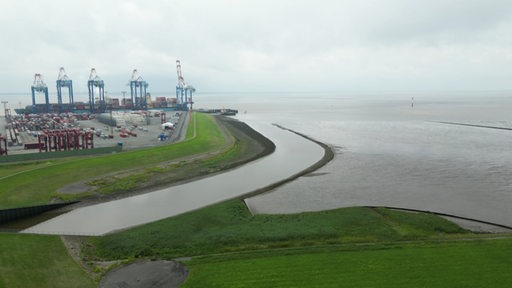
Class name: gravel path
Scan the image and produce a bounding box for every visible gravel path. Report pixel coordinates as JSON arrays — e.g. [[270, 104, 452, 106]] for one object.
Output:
[[100, 260, 188, 288]]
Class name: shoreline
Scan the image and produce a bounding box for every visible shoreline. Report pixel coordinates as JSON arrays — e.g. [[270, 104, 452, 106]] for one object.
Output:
[[22, 115, 332, 236], [91, 119, 337, 287], [58, 116, 334, 211], [8, 114, 508, 235], [242, 123, 335, 204], [58, 115, 278, 209], [4, 114, 333, 234]]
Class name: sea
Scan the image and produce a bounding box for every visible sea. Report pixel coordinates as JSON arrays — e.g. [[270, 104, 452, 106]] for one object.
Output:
[[3, 90, 512, 230], [197, 91, 512, 229]]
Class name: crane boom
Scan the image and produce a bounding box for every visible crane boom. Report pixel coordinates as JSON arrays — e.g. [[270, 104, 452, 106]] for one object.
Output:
[[129, 69, 149, 110], [89, 68, 100, 81], [56, 67, 74, 113], [131, 69, 144, 82], [31, 73, 50, 113], [176, 60, 186, 88], [33, 74, 47, 90], [57, 67, 69, 81], [175, 60, 195, 111], [88, 68, 105, 113]]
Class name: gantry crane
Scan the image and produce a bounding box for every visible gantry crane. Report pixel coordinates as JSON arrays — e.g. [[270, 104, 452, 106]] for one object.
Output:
[[31, 73, 50, 113], [175, 60, 195, 111], [56, 67, 74, 113], [87, 68, 105, 113], [129, 69, 148, 110]]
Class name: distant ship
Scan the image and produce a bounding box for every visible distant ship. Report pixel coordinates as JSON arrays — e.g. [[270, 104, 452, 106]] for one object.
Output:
[[196, 108, 238, 116], [220, 109, 238, 116]]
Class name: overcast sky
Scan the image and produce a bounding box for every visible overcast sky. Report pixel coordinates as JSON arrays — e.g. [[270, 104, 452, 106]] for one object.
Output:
[[1, 0, 511, 97]]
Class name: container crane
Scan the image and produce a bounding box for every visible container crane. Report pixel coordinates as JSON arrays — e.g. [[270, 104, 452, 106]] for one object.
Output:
[[176, 60, 185, 110], [87, 68, 105, 113], [185, 83, 196, 111], [175, 60, 195, 111], [129, 69, 149, 110], [31, 73, 50, 113], [56, 67, 74, 113]]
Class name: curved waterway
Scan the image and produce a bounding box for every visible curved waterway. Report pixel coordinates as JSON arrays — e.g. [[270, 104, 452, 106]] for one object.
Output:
[[22, 120, 324, 236]]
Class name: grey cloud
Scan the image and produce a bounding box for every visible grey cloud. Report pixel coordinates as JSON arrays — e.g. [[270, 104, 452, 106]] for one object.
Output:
[[1, 0, 511, 95]]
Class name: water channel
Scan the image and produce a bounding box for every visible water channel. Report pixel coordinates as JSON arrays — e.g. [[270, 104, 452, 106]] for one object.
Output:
[[22, 120, 325, 236]]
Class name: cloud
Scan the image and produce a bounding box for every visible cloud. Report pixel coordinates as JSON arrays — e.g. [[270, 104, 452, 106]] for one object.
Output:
[[1, 0, 511, 97]]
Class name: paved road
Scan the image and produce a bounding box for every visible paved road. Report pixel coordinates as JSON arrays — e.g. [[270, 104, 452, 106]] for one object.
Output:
[[168, 111, 189, 142], [1, 111, 190, 154]]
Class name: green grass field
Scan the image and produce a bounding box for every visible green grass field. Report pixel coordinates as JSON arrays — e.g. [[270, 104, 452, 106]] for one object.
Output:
[[0, 234, 95, 288], [85, 199, 512, 287], [181, 238, 512, 287], [86, 200, 469, 260]]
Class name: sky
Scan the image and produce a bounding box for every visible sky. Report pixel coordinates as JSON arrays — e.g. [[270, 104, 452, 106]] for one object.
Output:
[[1, 0, 511, 99]]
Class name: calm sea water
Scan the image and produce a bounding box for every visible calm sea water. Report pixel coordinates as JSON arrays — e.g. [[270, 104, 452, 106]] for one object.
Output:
[[197, 91, 512, 227]]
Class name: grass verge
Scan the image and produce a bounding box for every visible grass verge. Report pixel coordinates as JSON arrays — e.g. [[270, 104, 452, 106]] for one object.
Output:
[[0, 233, 96, 288], [181, 238, 512, 287], [85, 200, 469, 261]]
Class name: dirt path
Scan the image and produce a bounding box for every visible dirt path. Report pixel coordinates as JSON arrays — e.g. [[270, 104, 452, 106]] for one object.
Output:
[[99, 260, 188, 288]]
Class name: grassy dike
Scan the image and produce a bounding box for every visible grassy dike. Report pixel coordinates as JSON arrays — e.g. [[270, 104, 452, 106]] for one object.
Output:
[[0, 113, 263, 209], [0, 234, 96, 288], [86, 201, 469, 260], [85, 200, 512, 287], [0, 112, 272, 287]]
